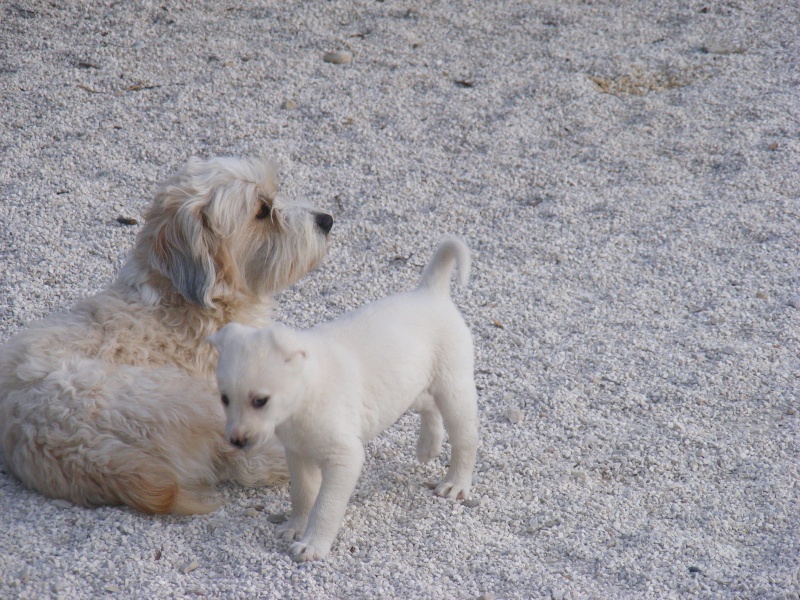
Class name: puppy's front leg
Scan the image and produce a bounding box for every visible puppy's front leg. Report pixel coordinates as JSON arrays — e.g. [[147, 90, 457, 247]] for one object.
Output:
[[276, 449, 321, 542], [290, 445, 364, 562]]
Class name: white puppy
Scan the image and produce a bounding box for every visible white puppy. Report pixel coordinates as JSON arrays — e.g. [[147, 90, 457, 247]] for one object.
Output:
[[209, 237, 479, 561], [0, 156, 332, 514]]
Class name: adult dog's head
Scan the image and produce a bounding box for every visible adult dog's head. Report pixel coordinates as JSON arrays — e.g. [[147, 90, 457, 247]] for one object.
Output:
[[123, 156, 332, 311]]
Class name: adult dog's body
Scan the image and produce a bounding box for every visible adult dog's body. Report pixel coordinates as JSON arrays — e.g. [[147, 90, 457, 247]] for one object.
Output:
[[0, 156, 332, 514]]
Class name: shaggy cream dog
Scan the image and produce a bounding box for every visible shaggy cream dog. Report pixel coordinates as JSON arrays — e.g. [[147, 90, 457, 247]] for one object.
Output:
[[0, 156, 333, 514], [209, 237, 478, 561]]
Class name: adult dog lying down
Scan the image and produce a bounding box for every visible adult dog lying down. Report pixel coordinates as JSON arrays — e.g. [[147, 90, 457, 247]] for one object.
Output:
[[0, 156, 333, 514]]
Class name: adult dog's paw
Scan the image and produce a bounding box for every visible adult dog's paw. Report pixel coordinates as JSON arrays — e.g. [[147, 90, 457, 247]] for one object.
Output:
[[290, 540, 330, 562]]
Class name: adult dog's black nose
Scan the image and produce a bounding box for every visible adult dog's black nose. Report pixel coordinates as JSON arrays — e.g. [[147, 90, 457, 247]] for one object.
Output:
[[230, 435, 248, 449], [314, 212, 333, 234]]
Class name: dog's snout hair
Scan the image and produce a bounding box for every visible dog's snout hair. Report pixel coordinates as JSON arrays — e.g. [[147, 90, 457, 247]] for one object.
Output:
[[314, 212, 333, 234]]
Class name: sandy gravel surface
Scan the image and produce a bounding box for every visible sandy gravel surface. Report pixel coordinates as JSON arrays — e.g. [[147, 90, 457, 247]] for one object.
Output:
[[1, 1, 798, 598]]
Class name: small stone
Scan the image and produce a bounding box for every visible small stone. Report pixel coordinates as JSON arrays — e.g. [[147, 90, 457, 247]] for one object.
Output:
[[701, 43, 746, 55], [505, 408, 524, 424], [52, 499, 73, 509], [477, 594, 495, 600], [787, 296, 800, 309], [281, 99, 297, 110], [53, 580, 68, 592], [463, 497, 481, 508], [104, 585, 120, 593], [267, 513, 288, 524], [571, 470, 587, 484], [323, 50, 352, 64], [243, 508, 259, 518], [181, 560, 199, 574], [555, 253, 567, 264], [756, 291, 768, 300]]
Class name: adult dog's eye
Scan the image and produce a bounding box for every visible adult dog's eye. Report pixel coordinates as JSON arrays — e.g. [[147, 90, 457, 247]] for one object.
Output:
[[255, 203, 271, 220], [252, 396, 269, 409], [221, 394, 229, 406]]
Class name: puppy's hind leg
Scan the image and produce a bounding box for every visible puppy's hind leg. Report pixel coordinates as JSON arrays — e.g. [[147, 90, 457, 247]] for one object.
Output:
[[430, 370, 478, 500], [412, 392, 445, 463]]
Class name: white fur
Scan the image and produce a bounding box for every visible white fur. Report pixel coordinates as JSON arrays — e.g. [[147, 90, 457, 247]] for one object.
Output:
[[0, 156, 333, 514], [210, 237, 478, 561]]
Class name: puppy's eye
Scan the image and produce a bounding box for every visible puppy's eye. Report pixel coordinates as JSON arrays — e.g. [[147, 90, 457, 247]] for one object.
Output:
[[252, 396, 269, 409], [255, 203, 272, 220], [221, 394, 229, 406]]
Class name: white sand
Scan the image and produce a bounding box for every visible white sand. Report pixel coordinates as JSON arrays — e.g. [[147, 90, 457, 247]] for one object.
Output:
[[1, 1, 798, 598]]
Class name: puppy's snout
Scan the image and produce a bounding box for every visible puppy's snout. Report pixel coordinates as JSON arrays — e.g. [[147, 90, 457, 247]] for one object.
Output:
[[314, 212, 333, 235], [230, 435, 248, 449]]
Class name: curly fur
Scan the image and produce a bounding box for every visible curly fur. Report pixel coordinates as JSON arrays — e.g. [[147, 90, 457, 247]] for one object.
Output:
[[0, 156, 332, 514]]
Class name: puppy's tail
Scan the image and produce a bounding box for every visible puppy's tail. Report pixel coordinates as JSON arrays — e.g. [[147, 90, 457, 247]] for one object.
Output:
[[418, 236, 471, 296]]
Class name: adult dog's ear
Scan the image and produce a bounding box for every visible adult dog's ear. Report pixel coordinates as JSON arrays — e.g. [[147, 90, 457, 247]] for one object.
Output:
[[148, 198, 216, 308]]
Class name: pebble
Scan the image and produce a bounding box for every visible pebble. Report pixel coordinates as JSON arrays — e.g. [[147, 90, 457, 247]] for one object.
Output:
[[702, 42, 746, 55], [243, 508, 260, 518], [281, 99, 297, 110], [323, 50, 352, 64], [181, 560, 199, 574], [505, 408, 524, 424], [756, 291, 768, 300], [267, 513, 288, 524], [104, 585, 121, 593], [787, 296, 800, 309], [52, 499, 73, 509]]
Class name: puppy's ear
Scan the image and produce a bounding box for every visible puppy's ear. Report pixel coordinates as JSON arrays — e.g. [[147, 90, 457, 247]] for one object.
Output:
[[207, 322, 250, 350], [265, 325, 307, 363], [206, 330, 223, 350], [149, 198, 216, 308]]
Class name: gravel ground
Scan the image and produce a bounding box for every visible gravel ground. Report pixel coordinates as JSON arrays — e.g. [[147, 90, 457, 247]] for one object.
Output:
[[1, 1, 798, 598]]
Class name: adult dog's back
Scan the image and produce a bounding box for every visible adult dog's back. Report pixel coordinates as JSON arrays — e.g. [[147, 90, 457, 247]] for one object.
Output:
[[0, 156, 333, 513]]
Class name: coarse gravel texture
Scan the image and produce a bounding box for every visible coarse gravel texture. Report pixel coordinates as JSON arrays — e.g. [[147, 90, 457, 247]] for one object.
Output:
[[1, 1, 798, 599]]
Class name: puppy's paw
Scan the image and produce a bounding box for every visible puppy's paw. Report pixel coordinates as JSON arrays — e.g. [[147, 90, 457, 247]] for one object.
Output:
[[434, 476, 471, 501], [290, 540, 331, 562], [275, 519, 306, 541]]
